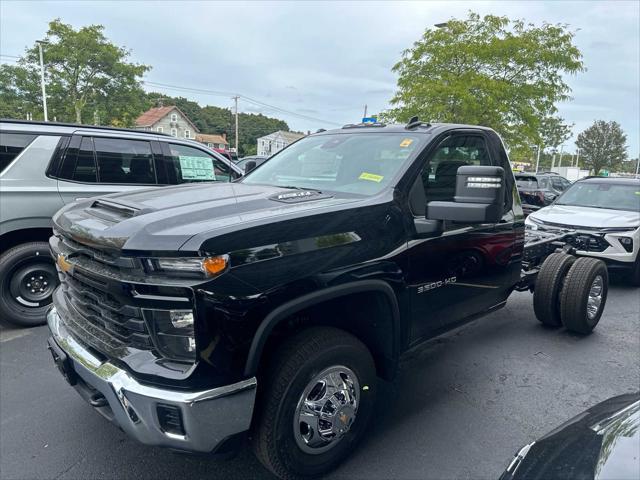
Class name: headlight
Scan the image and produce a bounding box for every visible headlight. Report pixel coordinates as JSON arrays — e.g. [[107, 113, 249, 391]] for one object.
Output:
[[144, 309, 196, 362], [150, 255, 229, 277], [525, 216, 539, 230]]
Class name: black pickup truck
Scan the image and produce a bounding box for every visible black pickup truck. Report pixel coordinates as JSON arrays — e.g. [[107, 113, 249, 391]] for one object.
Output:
[[46, 120, 609, 479]]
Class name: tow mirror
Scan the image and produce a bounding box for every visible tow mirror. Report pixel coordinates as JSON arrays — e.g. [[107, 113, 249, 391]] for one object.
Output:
[[427, 166, 505, 224], [244, 160, 257, 173]]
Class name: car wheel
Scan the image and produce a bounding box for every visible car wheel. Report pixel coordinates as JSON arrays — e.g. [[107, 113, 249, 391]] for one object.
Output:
[[630, 256, 640, 287], [533, 253, 576, 327], [253, 326, 377, 480], [560, 257, 608, 335], [0, 242, 58, 327]]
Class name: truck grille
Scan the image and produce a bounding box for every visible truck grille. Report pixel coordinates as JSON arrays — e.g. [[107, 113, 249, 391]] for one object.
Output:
[[59, 270, 151, 350], [565, 234, 610, 253]]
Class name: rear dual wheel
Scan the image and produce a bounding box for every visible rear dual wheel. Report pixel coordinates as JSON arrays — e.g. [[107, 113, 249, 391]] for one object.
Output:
[[534, 254, 608, 334]]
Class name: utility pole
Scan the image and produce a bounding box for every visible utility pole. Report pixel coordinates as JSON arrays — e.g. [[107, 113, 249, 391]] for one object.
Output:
[[363, 104, 368, 118], [36, 40, 49, 121], [535, 145, 542, 173], [574, 148, 580, 168], [232, 96, 239, 153]]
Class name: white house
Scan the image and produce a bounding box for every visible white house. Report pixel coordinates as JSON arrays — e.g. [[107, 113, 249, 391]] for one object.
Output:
[[257, 131, 305, 156]]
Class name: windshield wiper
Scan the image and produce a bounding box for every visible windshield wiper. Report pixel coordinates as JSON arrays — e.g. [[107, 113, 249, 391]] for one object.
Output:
[[275, 185, 322, 193]]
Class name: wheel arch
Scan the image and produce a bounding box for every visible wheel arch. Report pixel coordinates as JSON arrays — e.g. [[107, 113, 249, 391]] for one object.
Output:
[[244, 279, 401, 380], [0, 226, 53, 254]]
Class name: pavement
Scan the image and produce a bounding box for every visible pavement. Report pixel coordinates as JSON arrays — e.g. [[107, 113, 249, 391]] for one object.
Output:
[[1, 284, 639, 480]]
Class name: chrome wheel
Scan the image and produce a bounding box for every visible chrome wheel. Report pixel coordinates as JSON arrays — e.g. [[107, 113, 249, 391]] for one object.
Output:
[[293, 366, 360, 455], [587, 275, 604, 320]]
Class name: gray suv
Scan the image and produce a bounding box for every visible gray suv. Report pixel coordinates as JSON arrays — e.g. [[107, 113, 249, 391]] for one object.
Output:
[[0, 120, 242, 327]]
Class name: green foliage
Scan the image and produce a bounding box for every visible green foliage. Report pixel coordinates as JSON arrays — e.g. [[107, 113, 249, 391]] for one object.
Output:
[[383, 12, 584, 150], [2, 19, 150, 124], [575, 120, 628, 175], [145, 93, 289, 156]]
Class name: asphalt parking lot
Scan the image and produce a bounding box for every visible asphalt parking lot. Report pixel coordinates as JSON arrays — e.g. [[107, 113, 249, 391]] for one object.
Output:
[[1, 284, 639, 480]]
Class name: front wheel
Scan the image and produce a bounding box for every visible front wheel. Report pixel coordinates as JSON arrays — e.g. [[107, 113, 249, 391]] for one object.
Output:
[[0, 242, 58, 327], [253, 327, 377, 480]]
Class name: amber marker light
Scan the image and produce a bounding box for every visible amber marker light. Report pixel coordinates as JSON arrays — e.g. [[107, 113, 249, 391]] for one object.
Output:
[[202, 255, 229, 276]]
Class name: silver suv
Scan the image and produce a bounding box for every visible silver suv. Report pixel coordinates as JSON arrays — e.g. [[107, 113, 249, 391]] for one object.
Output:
[[0, 120, 242, 327]]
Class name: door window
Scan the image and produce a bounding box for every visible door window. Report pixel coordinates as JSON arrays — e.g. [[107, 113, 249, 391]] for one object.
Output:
[[94, 137, 156, 184], [425, 136, 492, 201], [0, 133, 37, 173], [58, 137, 98, 182], [167, 143, 232, 183]]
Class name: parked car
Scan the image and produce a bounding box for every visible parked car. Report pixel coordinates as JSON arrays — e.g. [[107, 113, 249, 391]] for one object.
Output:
[[500, 392, 639, 480], [236, 155, 268, 172], [526, 176, 640, 285], [515, 172, 572, 215], [46, 119, 610, 479], [0, 119, 242, 327]]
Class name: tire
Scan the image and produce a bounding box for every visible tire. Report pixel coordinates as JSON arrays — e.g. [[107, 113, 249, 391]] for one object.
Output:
[[252, 327, 377, 480], [630, 256, 640, 287], [533, 253, 576, 327], [560, 257, 608, 335], [0, 242, 58, 327]]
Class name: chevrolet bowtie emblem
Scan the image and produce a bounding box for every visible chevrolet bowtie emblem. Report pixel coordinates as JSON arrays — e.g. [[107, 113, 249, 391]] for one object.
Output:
[[56, 253, 72, 273], [339, 412, 348, 425]]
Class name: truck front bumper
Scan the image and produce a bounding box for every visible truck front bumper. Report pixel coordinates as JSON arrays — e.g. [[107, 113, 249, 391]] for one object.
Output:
[[47, 307, 257, 453]]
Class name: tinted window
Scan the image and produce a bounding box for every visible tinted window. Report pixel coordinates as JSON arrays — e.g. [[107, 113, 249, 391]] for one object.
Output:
[[0, 133, 37, 173], [551, 177, 571, 191], [516, 176, 538, 189], [422, 135, 492, 203], [94, 137, 156, 184], [59, 137, 97, 182], [168, 144, 232, 183]]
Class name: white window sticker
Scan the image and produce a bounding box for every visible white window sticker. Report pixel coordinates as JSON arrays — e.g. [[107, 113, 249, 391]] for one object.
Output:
[[179, 156, 216, 180]]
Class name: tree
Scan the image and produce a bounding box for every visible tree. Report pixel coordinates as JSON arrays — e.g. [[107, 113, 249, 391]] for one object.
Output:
[[2, 19, 150, 124], [384, 12, 584, 150], [575, 120, 628, 175]]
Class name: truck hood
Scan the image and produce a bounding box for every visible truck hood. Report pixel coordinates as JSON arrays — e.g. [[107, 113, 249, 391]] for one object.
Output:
[[53, 182, 367, 252], [530, 204, 640, 229]]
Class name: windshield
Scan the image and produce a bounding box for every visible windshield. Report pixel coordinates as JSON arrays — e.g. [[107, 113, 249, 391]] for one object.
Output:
[[556, 182, 640, 212], [241, 133, 422, 195]]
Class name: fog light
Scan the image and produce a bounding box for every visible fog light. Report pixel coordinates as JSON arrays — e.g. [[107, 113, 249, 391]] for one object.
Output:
[[144, 309, 196, 362], [619, 237, 633, 252]]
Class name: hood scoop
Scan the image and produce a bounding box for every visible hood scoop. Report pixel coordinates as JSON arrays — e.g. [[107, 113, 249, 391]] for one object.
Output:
[[269, 189, 333, 204], [88, 198, 156, 223]]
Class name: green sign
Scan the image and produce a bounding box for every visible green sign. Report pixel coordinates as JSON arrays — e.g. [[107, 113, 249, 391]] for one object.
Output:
[[179, 156, 216, 180]]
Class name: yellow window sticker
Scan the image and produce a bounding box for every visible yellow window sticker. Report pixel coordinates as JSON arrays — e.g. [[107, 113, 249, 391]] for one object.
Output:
[[400, 138, 414, 148], [359, 172, 384, 183]]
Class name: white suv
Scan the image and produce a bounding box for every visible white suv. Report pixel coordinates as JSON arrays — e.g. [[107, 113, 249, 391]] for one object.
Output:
[[525, 177, 640, 285]]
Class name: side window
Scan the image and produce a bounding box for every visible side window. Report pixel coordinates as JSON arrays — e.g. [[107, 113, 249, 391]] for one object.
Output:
[[59, 137, 98, 182], [0, 133, 37, 173], [167, 143, 232, 183], [93, 137, 157, 184], [424, 135, 492, 202]]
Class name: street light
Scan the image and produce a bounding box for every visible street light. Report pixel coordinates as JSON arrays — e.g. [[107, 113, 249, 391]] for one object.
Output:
[[36, 40, 49, 122], [434, 22, 449, 28], [532, 144, 542, 173]]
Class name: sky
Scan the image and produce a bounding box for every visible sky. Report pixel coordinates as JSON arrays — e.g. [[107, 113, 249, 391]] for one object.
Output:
[[1, 0, 638, 156]]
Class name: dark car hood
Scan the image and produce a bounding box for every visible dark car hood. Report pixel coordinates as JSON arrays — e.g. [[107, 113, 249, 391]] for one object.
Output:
[[53, 182, 368, 252], [503, 393, 640, 480]]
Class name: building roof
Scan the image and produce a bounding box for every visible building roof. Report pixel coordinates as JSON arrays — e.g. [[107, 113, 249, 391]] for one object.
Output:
[[135, 106, 200, 133], [195, 133, 228, 145], [258, 130, 306, 143]]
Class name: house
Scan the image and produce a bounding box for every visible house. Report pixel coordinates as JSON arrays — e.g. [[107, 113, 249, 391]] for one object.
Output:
[[195, 133, 229, 151], [135, 106, 199, 139], [257, 131, 305, 157]]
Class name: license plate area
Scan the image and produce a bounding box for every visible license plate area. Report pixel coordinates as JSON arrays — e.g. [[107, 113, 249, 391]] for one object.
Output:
[[47, 337, 77, 385]]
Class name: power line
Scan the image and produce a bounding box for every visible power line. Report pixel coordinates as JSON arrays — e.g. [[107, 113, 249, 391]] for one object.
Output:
[[142, 80, 341, 126], [0, 54, 21, 59]]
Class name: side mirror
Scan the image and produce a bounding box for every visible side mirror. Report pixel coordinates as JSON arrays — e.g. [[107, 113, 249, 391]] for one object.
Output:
[[427, 166, 505, 223], [244, 160, 257, 173]]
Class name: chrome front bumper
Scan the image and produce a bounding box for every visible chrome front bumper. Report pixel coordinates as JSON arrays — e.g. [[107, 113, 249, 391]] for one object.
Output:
[[47, 307, 257, 453]]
